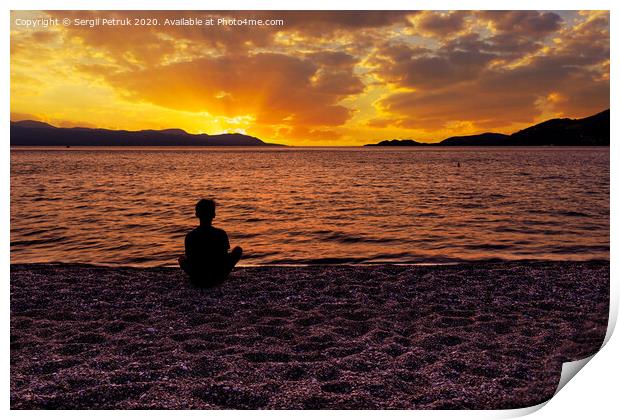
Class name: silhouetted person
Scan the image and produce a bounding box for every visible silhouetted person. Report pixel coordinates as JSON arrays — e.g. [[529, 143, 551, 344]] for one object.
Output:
[[178, 199, 242, 287]]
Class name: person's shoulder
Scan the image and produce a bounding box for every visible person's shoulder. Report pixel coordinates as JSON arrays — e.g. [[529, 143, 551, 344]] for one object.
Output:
[[186, 227, 201, 238], [211, 226, 228, 237]]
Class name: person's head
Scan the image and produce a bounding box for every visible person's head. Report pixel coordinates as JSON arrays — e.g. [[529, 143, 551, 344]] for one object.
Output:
[[195, 199, 216, 224]]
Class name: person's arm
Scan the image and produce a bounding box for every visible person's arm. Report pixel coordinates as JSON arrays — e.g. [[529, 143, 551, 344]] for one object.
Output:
[[223, 231, 230, 252], [185, 233, 192, 259]]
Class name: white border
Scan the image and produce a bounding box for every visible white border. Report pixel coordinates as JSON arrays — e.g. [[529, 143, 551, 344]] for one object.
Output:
[[3, 1, 617, 418]]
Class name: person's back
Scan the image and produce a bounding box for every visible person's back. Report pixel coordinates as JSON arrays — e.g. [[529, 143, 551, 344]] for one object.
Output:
[[185, 225, 229, 266], [179, 199, 242, 287]]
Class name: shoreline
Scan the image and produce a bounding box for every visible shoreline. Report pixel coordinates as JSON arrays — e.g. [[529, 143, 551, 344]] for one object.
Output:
[[11, 261, 609, 409], [10, 258, 611, 270]]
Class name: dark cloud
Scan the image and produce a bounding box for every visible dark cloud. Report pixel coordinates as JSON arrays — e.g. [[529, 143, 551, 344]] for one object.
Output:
[[311, 69, 365, 95], [46, 10, 411, 61], [305, 51, 358, 68], [373, 36, 497, 89], [414, 11, 468, 37], [477, 11, 562, 36], [277, 11, 412, 30]]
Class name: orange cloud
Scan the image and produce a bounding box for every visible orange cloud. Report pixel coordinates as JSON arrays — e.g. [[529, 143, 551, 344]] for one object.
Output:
[[102, 53, 362, 127]]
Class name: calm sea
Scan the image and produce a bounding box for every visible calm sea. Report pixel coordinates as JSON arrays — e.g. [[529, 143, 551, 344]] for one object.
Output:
[[10, 147, 609, 266]]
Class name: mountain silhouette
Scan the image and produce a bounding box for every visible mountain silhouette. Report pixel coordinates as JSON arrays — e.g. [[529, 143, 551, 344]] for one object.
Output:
[[10, 122, 283, 147], [365, 109, 609, 147], [367, 139, 428, 146], [12, 120, 57, 129], [509, 109, 609, 146], [439, 132, 510, 146]]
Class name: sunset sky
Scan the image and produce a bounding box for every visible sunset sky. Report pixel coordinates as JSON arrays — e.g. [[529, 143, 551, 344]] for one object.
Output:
[[10, 10, 609, 145]]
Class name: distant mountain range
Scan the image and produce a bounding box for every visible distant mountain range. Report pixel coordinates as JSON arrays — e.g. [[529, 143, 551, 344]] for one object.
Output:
[[10, 109, 610, 147], [10, 120, 283, 147], [365, 109, 610, 147]]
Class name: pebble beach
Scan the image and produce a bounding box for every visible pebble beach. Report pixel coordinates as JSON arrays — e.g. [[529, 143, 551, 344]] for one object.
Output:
[[10, 262, 609, 409]]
